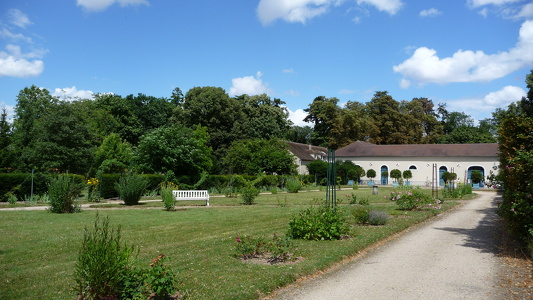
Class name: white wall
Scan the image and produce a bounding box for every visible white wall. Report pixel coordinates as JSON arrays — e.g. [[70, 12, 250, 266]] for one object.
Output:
[[342, 156, 500, 187]]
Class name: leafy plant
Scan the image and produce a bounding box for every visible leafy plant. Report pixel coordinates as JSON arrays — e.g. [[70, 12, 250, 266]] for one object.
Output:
[[161, 188, 176, 211], [287, 205, 348, 240], [6, 192, 17, 204], [366, 169, 376, 179], [286, 176, 301, 193], [351, 206, 370, 224], [402, 170, 412, 182], [390, 190, 436, 210], [146, 254, 177, 299], [115, 173, 148, 205], [471, 170, 483, 184], [241, 185, 259, 205], [48, 174, 82, 213], [390, 169, 401, 182], [368, 210, 390, 225], [75, 214, 137, 299]]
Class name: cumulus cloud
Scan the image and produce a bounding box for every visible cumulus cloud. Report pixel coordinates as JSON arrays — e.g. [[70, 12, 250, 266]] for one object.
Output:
[[393, 20, 533, 87], [77, 0, 150, 12], [7, 9, 32, 28], [515, 3, 533, 18], [53, 86, 95, 101], [257, 0, 402, 25], [229, 72, 271, 96], [285, 107, 310, 126], [482, 85, 525, 106], [0, 45, 44, 77], [419, 8, 442, 17]]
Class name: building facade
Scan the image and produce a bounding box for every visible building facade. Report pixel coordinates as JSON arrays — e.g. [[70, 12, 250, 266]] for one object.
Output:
[[336, 141, 500, 187], [285, 141, 328, 175]]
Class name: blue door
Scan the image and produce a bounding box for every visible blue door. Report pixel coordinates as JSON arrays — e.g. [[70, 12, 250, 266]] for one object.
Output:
[[381, 166, 388, 185], [439, 166, 447, 186]]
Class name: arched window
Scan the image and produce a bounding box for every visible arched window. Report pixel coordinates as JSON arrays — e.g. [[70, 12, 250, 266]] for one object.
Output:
[[409, 165, 417, 170]]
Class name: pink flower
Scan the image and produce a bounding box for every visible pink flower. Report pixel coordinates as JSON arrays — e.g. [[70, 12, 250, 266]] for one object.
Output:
[[236, 237, 242, 243]]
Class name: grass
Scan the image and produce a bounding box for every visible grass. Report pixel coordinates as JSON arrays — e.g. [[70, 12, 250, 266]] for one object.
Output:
[[0, 187, 460, 299]]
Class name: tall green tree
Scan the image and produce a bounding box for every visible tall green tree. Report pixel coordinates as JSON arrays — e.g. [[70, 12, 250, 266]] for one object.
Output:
[[93, 93, 143, 145], [134, 125, 212, 181], [0, 107, 13, 169], [232, 94, 291, 140], [93, 133, 133, 174], [286, 125, 313, 144], [21, 101, 94, 173], [223, 139, 296, 175], [329, 101, 374, 149], [304, 96, 341, 147]]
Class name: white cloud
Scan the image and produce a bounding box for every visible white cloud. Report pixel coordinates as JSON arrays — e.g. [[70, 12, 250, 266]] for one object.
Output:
[[482, 85, 525, 106], [7, 9, 32, 28], [77, 0, 150, 12], [419, 8, 442, 17], [53, 86, 95, 101], [393, 20, 533, 86], [0, 28, 32, 43], [338, 89, 358, 94], [286, 89, 301, 97], [356, 0, 403, 15], [0, 45, 44, 78], [467, 0, 522, 8], [283, 68, 296, 74], [285, 107, 310, 126], [515, 3, 533, 18], [229, 72, 271, 96], [257, 0, 402, 25]]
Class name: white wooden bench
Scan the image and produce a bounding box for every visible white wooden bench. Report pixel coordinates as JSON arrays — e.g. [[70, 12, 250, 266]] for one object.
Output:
[[172, 190, 210, 206]]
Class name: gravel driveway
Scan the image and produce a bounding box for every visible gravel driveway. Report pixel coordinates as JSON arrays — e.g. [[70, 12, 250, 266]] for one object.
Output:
[[268, 191, 504, 300]]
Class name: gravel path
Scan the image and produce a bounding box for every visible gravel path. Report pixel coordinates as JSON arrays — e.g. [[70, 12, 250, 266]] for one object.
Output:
[[269, 191, 503, 300]]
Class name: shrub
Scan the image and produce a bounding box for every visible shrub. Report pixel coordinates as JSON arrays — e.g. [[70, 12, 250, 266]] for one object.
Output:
[[391, 190, 435, 210], [145, 254, 177, 299], [161, 188, 176, 211], [241, 185, 259, 205], [366, 169, 376, 179], [368, 210, 390, 225], [351, 206, 370, 224], [75, 214, 137, 299], [115, 173, 148, 205], [288, 205, 348, 240], [48, 174, 83, 213], [471, 170, 483, 184], [286, 176, 301, 193], [402, 170, 412, 182], [6, 192, 17, 204]]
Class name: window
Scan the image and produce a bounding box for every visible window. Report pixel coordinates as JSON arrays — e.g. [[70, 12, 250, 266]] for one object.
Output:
[[409, 165, 417, 170]]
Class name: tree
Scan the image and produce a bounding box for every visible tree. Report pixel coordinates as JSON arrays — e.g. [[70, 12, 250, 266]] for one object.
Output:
[[329, 101, 374, 149], [232, 94, 291, 140], [306, 160, 328, 184], [390, 169, 401, 182], [21, 101, 95, 173], [366, 169, 376, 180], [304, 96, 341, 147], [437, 125, 496, 144], [402, 170, 412, 183], [366, 91, 420, 144], [0, 107, 12, 169], [134, 125, 213, 181], [223, 139, 296, 175], [286, 125, 313, 144], [94, 93, 143, 145], [93, 133, 133, 174]]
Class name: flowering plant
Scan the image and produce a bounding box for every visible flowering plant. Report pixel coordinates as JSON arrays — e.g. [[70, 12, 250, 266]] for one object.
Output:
[[86, 178, 101, 202], [389, 190, 440, 210]]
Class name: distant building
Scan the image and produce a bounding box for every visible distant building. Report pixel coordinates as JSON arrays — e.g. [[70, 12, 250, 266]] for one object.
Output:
[[336, 141, 499, 187], [285, 141, 327, 175]]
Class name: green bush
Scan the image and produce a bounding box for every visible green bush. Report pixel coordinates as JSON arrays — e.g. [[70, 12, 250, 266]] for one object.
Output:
[[390, 190, 434, 210], [241, 185, 259, 205], [0, 173, 82, 202], [368, 210, 390, 225], [286, 176, 301, 193], [115, 173, 148, 205], [99, 174, 121, 199], [288, 205, 348, 240], [161, 188, 176, 211], [351, 206, 370, 224], [75, 214, 137, 299], [48, 174, 83, 213]]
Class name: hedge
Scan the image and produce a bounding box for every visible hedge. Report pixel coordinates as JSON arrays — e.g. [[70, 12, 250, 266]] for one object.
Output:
[[0, 173, 84, 202]]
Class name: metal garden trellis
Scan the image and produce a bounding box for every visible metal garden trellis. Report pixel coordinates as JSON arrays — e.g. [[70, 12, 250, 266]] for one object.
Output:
[[325, 148, 337, 209]]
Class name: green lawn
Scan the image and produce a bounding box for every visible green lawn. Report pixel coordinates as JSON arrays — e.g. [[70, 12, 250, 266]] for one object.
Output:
[[0, 188, 461, 299]]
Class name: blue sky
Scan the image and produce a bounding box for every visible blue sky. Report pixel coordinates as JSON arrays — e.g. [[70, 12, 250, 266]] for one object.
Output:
[[1, 0, 532, 126]]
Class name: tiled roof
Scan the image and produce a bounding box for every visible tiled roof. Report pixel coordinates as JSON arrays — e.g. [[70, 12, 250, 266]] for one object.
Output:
[[336, 141, 499, 157], [285, 141, 328, 161]]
